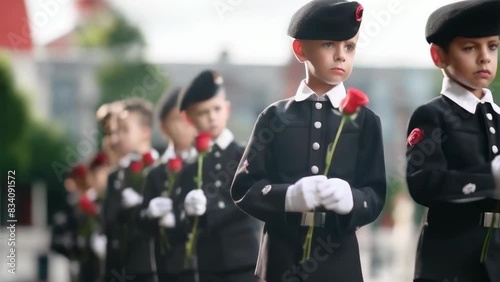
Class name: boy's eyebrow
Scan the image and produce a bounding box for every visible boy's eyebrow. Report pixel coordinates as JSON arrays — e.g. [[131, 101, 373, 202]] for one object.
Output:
[[199, 108, 210, 115], [346, 40, 357, 46]]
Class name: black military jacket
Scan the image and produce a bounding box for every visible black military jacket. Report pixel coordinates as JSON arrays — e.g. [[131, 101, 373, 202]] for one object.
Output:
[[141, 145, 197, 276], [406, 78, 500, 281], [103, 153, 158, 277], [231, 82, 386, 282], [175, 129, 260, 274]]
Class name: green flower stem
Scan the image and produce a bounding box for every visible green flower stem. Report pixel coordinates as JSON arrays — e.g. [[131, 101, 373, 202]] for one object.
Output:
[[301, 115, 348, 263], [196, 153, 203, 188], [480, 202, 500, 262], [159, 172, 176, 255], [301, 226, 314, 263], [159, 227, 170, 254], [185, 153, 205, 268], [323, 115, 347, 175]]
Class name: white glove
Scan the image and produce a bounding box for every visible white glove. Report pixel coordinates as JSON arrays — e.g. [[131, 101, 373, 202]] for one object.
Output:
[[285, 175, 326, 212], [121, 188, 143, 208], [184, 189, 207, 216], [317, 178, 353, 214], [492, 156, 500, 200], [90, 233, 107, 260], [159, 212, 176, 228], [147, 197, 173, 218]]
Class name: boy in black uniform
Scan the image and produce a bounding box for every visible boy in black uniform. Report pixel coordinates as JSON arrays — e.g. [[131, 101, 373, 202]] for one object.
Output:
[[103, 98, 159, 282], [406, 1, 500, 281], [142, 87, 197, 282], [230, 1, 386, 281], [176, 70, 260, 282]]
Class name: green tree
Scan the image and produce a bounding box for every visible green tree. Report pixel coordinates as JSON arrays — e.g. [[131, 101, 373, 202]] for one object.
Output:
[[0, 53, 31, 178], [26, 121, 72, 215], [75, 10, 144, 49], [97, 61, 167, 105], [75, 7, 168, 147], [0, 54, 72, 224]]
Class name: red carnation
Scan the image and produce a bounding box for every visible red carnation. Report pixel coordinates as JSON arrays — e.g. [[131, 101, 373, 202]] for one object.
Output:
[[71, 164, 88, 179], [129, 160, 143, 173], [340, 88, 369, 115], [143, 152, 155, 167], [407, 128, 424, 147], [79, 195, 97, 216], [167, 157, 183, 173], [195, 132, 212, 153], [92, 151, 107, 167], [355, 5, 364, 22]]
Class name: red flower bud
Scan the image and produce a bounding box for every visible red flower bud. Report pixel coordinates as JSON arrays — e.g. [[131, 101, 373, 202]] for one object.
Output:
[[340, 88, 369, 115], [407, 128, 424, 147], [143, 152, 155, 167], [129, 160, 143, 173], [71, 164, 88, 179], [79, 195, 97, 216], [167, 157, 183, 173], [92, 151, 107, 167], [195, 132, 212, 153]]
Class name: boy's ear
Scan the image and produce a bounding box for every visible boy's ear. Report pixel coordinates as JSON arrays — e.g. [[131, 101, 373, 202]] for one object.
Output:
[[292, 39, 306, 63], [430, 43, 447, 68], [226, 100, 231, 115]]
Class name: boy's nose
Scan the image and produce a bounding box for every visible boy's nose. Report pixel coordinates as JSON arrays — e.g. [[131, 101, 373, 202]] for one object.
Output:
[[208, 111, 216, 121], [478, 47, 491, 64], [334, 49, 346, 62]]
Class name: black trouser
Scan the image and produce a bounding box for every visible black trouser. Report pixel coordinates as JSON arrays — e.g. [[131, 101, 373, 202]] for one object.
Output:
[[160, 269, 257, 282], [130, 274, 156, 282], [199, 268, 257, 282], [159, 271, 196, 282]]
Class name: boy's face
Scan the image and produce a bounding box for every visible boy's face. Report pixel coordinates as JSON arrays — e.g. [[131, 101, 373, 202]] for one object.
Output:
[[185, 92, 230, 139], [89, 167, 108, 194], [117, 111, 151, 155], [102, 115, 122, 159], [294, 34, 358, 86], [103, 115, 120, 158], [440, 36, 499, 90], [161, 109, 197, 149]]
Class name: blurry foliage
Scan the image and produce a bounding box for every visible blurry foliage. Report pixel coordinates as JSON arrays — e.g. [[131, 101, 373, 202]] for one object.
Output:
[[92, 8, 168, 122], [75, 10, 144, 48], [75, 5, 168, 148], [0, 54, 31, 178], [0, 53, 72, 192], [98, 61, 167, 105], [105, 15, 144, 48], [74, 5, 168, 109]]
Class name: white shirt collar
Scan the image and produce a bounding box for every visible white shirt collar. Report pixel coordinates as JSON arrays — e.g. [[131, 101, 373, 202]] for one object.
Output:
[[294, 80, 346, 108], [118, 154, 132, 168], [119, 149, 160, 167], [441, 77, 500, 114], [213, 128, 234, 150], [161, 143, 176, 163], [160, 142, 197, 164]]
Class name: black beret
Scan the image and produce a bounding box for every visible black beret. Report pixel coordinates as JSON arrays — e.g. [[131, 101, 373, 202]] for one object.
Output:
[[426, 0, 500, 45], [288, 0, 363, 41], [180, 70, 224, 111], [158, 87, 182, 121]]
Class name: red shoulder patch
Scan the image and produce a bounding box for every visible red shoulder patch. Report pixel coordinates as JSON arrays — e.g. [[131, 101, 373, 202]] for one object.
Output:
[[407, 128, 424, 147]]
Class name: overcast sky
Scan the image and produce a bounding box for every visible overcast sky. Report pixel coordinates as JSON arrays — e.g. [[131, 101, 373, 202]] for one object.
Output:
[[26, 0, 461, 68]]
